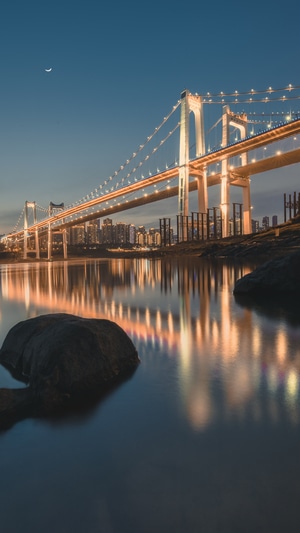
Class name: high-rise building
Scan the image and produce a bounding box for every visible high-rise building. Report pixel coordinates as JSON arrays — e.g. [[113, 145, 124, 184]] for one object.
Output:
[[86, 221, 100, 244], [272, 215, 278, 227], [251, 219, 259, 233], [69, 224, 86, 245], [101, 218, 113, 243], [262, 216, 269, 230], [127, 224, 136, 244], [115, 222, 126, 244]]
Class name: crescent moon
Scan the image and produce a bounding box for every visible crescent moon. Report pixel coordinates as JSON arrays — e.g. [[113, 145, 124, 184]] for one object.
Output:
[[45, 68, 52, 72]]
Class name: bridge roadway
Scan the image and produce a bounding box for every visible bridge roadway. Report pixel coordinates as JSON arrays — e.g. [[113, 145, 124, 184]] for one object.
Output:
[[8, 117, 300, 240]]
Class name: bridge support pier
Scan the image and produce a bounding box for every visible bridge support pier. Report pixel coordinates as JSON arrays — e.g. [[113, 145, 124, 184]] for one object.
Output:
[[47, 202, 67, 260], [23, 201, 40, 260], [47, 224, 53, 260], [178, 89, 205, 241], [221, 106, 249, 237], [196, 166, 208, 215], [242, 179, 251, 234]]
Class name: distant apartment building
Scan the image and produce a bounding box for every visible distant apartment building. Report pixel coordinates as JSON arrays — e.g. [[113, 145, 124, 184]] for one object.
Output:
[[272, 215, 278, 227], [136, 226, 147, 246], [101, 218, 113, 243], [86, 221, 100, 244], [251, 219, 259, 233], [147, 228, 161, 247], [115, 222, 127, 244], [69, 224, 86, 245], [262, 216, 270, 230], [127, 224, 136, 244]]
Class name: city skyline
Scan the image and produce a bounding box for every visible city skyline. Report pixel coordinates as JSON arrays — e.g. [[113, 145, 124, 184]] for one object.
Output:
[[1, 0, 300, 234]]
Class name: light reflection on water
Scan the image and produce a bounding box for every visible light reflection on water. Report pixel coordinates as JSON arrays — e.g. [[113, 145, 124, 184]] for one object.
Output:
[[1, 257, 300, 532], [1, 258, 300, 429]]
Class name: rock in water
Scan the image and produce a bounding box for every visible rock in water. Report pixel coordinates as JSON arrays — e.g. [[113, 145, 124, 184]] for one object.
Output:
[[0, 314, 139, 420], [233, 250, 300, 295]]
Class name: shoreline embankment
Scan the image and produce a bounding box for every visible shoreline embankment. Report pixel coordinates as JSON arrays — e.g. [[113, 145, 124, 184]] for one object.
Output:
[[1, 217, 300, 265]]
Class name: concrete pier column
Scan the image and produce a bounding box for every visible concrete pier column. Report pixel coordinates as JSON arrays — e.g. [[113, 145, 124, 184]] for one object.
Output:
[[242, 179, 252, 234], [197, 166, 208, 214], [47, 225, 52, 260], [178, 90, 190, 241], [63, 228, 68, 259], [178, 90, 205, 242], [221, 106, 230, 237], [35, 228, 40, 259]]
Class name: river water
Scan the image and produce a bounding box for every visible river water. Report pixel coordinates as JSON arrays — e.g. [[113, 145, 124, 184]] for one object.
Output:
[[0, 257, 300, 533]]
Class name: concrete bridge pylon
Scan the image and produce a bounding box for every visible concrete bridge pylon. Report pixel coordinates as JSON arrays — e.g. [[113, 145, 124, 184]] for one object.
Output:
[[178, 89, 206, 241], [221, 105, 251, 237], [48, 202, 67, 260], [24, 201, 40, 260]]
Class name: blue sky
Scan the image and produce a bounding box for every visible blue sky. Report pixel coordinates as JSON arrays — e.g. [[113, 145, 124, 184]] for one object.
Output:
[[1, 0, 299, 234]]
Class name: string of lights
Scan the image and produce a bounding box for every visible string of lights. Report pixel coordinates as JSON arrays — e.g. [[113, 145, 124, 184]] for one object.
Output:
[[67, 100, 181, 209], [202, 86, 300, 105], [11, 207, 25, 234], [8, 84, 300, 235]]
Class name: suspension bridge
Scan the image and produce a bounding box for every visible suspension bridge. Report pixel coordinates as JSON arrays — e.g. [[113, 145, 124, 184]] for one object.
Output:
[[3, 84, 300, 259]]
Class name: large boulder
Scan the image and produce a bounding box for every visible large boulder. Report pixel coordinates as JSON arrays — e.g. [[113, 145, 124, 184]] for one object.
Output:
[[0, 314, 139, 423], [233, 250, 300, 295]]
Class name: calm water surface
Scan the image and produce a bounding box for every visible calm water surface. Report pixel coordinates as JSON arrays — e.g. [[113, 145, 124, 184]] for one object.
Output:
[[0, 257, 300, 533]]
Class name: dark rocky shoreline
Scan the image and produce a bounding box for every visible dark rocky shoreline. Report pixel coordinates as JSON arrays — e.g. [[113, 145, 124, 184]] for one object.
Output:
[[157, 217, 300, 261]]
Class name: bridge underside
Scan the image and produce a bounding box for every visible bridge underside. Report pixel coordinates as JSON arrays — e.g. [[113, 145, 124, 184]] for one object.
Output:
[[9, 146, 300, 245]]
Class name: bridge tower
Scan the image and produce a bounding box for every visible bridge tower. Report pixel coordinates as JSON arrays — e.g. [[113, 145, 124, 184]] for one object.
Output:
[[23, 201, 40, 260], [47, 202, 67, 260], [178, 89, 206, 241], [221, 106, 251, 237]]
